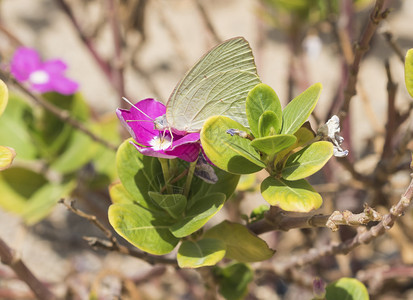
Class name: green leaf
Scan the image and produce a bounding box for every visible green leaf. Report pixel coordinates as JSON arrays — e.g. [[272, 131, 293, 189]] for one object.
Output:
[[236, 174, 256, 191], [326, 278, 369, 300], [0, 94, 38, 160], [261, 177, 322, 212], [405, 49, 413, 98], [21, 181, 75, 225], [108, 203, 179, 255], [149, 192, 187, 219], [109, 181, 135, 204], [258, 110, 281, 137], [0, 146, 16, 171], [215, 263, 254, 300], [50, 129, 97, 174], [0, 79, 8, 117], [246, 83, 282, 137], [201, 116, 265, 174], [251, 134, 297, 155], [38, 92, 90, 158], [190, 167, 240, 204], [204, 221, 274, 262], [116, 139, 163, 211], [273, 126, 315, 168], [281, 83, 322, 134], [177, 239, 226, 268], [282, 141, 333, 180], [170, 193, 225, 238], [0, 167, 74, 224]]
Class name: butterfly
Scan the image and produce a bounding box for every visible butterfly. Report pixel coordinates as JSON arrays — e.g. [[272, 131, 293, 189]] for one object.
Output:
[[154, 37, 261, 134]]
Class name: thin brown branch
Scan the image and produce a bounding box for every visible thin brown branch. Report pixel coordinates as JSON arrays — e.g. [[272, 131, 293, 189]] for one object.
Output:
[[381, 60, 398, 160], [274, 174, 413, 272], [194, 0, 221, 44], [0, 237, 56, 300], [107, 0, 127, 108], [59, 199, 178, 266], [56, 0, 113, 79], [248, 204, 382, 235], [1, 73, 118, 151], [382, 29, 405, 63], [338, 0, 390, 121]]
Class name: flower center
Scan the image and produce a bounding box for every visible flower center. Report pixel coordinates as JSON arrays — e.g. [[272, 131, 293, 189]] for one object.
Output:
[[29, 70, 50, 85], [149, 135, 172, 151]]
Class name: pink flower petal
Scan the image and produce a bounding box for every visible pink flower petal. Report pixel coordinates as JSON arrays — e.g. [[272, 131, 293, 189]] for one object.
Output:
[[10, 47, 42, 81], [50, 75, 79, 95], [42, 59, 68, 74]]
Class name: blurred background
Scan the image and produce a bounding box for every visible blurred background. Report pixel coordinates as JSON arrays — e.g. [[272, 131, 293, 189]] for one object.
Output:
[[1, 0, 413, 299]]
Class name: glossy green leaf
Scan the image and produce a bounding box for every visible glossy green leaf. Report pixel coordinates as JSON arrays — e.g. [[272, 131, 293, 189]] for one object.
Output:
[[326, 278, 369, 300], [116, 139, 163, 211], [177, 238, 226, 268], [109, 181, 135, 204], [201, 116, 265, 174], [251, 134, 297, 155], [0, 146, 16, 171], [108, 203, 178, 255], [190, 167, 240, 204], [215, 263, 254, 300], [149, 192, 187, 219], [0, 94, 38, 160], [405, 49, 413, 98], [170, 193, 225, 238], [0, 79, 8, 117], [246, 83, 282, 137], [258, 110, 281, 137], [273, 126, 315, 169], [282, 141, 333, 180], [281, 83, 322, 134], [261, 177, 322, 212], [204, 221, 274, 262]]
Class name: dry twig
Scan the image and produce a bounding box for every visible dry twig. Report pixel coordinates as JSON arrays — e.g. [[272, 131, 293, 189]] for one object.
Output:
[[0, 237, 56, 300]]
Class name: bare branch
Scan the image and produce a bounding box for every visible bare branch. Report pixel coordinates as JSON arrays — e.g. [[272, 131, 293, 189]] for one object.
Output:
[[0, 237, 56, 300], [339, 0, 390, 121], [248, 204, 382, 235], [274, 174, 413, 272]]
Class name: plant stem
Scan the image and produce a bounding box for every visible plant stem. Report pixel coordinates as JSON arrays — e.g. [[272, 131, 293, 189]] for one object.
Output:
[[184, 160, 197, 198], [159, 158, 172, 193]]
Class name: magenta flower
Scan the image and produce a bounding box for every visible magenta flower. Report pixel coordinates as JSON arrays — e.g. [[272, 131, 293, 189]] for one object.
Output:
[[10, 47, 79, 95], [117, 98, 201, 162]]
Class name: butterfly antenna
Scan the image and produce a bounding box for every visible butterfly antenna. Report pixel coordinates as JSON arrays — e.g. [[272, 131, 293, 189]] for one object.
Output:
[[122, 97, 153, 120]]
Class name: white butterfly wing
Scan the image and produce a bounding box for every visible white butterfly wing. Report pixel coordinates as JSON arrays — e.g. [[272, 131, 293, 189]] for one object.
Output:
[[166, 37, 261, 132]]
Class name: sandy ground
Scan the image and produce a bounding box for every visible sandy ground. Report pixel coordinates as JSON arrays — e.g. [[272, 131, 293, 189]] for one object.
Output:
[[1, 0, 413, 299]]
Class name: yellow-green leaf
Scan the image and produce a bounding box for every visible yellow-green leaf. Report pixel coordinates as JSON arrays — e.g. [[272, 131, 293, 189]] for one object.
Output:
[[0, 79, 8, 117], [282, 141, 333, 180], [326, 278, 369, 300], [281, 83, 322, 134], [261, 177, 322, 212], [108, 203, 178, 255], [0, 146, 16, 171], [109, 181, 135, 204], [405, 49, 413, 98], [204, 221, 274, 262], [201, 116, 265, 174], [177, 239, 226, 268], [251, 134, 296, 155]]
